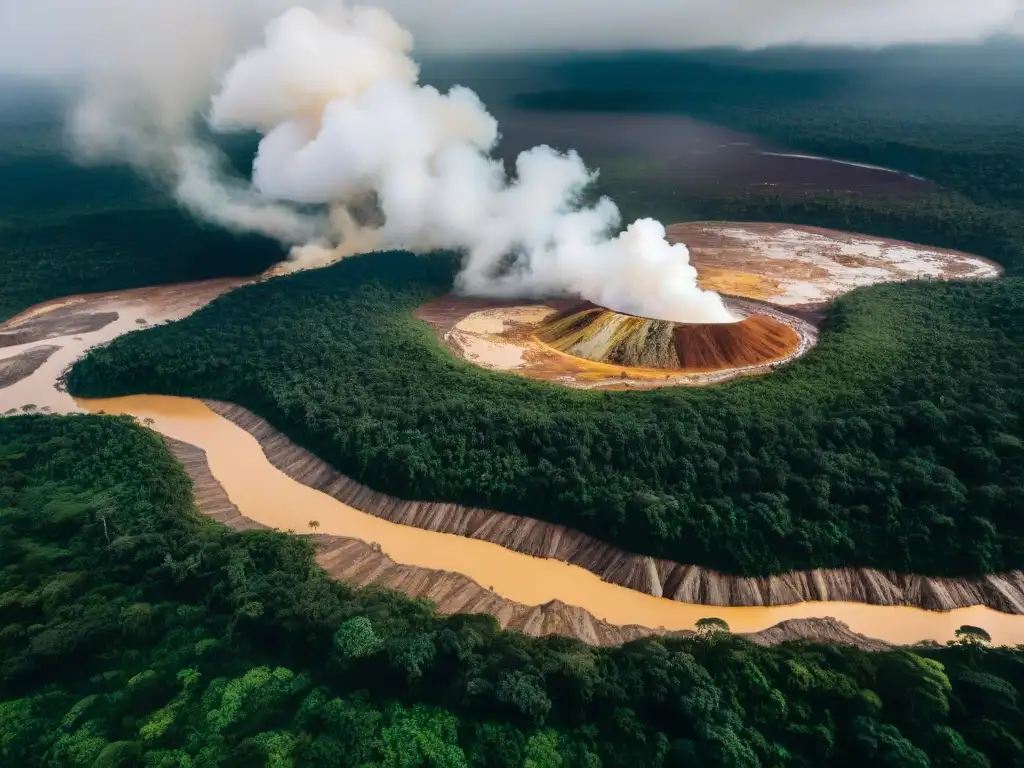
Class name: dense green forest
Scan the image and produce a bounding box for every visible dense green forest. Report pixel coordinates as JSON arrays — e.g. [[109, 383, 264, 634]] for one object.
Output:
[[67, 249, 1024, 577], [2, 414, 1024, 766], [6, 46, 1013, 578], [5, 46, 1024, 324], [0, 89, 283, 322], [504, 47, 1024, 273], [8, 44, 1024, 767]]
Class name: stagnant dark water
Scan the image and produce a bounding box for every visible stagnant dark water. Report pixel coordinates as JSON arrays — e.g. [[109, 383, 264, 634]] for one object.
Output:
[[493, 109, 932, 196]]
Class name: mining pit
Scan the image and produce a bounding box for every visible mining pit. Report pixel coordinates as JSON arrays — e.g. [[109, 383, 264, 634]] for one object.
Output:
[[1, 222, 1015, 647], [419, 222, 1001, 390], [415, 295, 816, 390]]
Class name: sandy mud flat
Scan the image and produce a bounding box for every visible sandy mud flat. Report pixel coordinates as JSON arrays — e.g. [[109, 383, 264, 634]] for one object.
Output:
[[0, 278, 245, 413], [671, 222, 1002, 306], [3, 223, 1020, 647]]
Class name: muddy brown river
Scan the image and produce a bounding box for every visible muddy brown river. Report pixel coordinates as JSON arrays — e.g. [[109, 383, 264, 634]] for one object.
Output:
[[68, 395, 1024, 646], [3, 262, 1024, 646]]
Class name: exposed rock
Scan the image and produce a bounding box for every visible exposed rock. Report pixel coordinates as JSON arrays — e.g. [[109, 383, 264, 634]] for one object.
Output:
[[537, 301, 800, 371], [166, 432, 890, 650], [313, 535, 659, 645], [0, 345, 59, 389], [0, 308, 119, 347], [416, 294, 817, 390], [204, 400, 1024, 615], [743, 617, 891, 651], [164, 437, 268, 532]]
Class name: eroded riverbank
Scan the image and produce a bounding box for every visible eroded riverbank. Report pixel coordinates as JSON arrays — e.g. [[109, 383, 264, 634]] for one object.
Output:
[[4, 248, 1024, 647], [73, 395, 1024, 646]]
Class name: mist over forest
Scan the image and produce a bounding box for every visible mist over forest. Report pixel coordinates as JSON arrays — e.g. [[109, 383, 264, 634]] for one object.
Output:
[[4, 9, 1024, 765]]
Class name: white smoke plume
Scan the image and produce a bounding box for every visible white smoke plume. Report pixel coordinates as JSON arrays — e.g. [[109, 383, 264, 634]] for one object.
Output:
[[3, 1, 1020, 319], [207, 5, 734, 321], [14, 0, 324, 245]]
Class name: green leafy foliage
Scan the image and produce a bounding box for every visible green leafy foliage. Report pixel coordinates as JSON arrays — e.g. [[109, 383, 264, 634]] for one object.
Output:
[[1, 414, 1022, 766], [8, 49, 1024, 765], [0, 94, 283, 322], [62, 45, 1024, 580], [66, 248, 1024, 577]]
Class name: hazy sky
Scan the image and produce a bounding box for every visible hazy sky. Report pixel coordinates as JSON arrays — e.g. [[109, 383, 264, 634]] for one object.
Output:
[[0, 0, 1022, 77], [378, 0, 1024, 51], [0, 1, 1018, 312]]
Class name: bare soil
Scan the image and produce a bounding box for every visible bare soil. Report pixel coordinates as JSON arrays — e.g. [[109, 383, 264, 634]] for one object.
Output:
[[0, 308, 119, 348], [536, 304, 801, 371], [673, 222, 1002, 307], [0, 345, 59, 388], [416, 295, 816, 390], [0, 277, 245, 413]]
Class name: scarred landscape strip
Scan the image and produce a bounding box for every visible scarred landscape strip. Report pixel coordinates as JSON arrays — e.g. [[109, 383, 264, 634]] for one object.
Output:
[[164, 433, 891, 650], [203, 399, 1024, 615]]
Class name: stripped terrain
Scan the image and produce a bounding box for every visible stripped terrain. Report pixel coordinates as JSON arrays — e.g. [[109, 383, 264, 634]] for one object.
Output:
[[2, 222, 1019, 649], [417, 295, 818, 390], [203, 400, 1024, 617], [167, 432, 891, 650]]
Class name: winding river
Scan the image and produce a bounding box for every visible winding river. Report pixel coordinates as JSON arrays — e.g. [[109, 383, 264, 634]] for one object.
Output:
[[3, 274, 1024, 647]]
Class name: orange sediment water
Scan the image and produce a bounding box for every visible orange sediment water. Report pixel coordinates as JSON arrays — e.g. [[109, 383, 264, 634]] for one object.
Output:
[[77, 394, 1024, 646]]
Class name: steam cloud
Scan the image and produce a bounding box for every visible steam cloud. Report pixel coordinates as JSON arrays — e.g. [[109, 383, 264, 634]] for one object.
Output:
[[2, 1, 1021, 320], [41, 0, 326, 244], [205, 5, 733, 321]]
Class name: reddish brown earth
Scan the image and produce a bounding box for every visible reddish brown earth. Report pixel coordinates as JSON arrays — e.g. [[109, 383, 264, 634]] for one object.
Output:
[[416, 295, 815, 389], [675, 316, 799, 369], [536, 301, 801, 372], [671, 222, 1002, 307], [493, 110, 936, 196]]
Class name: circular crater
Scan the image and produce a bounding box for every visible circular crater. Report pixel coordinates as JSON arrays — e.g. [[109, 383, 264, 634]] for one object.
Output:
[[536, 301, 801, 372], [415, 295, 817, 390], [416, 222, 1001, 391]]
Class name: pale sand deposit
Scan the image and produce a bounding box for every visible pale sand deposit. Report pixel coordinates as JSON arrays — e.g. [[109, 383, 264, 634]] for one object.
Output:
[[446, 306, 558, 371], [670, 222, 1002, 306], [423, 297, 817, 390], [70, 394, 1024, 646], [0, 279, 245, 413]]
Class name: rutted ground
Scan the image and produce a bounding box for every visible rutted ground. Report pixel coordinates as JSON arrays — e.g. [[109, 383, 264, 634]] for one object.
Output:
[[170, 429, 891, 649]]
